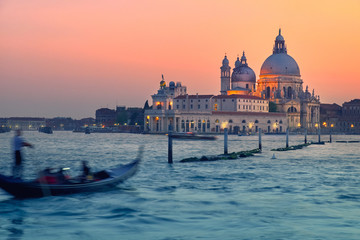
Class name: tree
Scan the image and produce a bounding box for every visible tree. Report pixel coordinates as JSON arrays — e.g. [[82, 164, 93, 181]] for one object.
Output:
[[143, 100, 151, 110], [269, 101, 277, 112]]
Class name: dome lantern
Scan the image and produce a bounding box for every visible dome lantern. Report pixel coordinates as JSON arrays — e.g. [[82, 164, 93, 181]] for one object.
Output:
[[273, 28, 287, 54], [240, 51, 248, 66]]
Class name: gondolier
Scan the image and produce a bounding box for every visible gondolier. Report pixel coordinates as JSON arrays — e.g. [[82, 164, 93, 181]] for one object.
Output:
[[12, 129, 33, 178]]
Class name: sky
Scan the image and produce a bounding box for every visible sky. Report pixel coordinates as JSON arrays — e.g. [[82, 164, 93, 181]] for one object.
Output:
[[1, 0, 360, 119]]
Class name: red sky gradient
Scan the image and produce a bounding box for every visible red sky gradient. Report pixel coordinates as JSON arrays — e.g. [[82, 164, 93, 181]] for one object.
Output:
[[1, 0, 359, 118]]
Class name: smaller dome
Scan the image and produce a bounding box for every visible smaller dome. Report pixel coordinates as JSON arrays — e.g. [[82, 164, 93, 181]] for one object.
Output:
[[222, 55, 229, 66], [231, 52, 256, 83], [276, 34, 284, 41], [160, 80, 166, 88], [231, 66, 256, 83], [169, 81, 175, 87]]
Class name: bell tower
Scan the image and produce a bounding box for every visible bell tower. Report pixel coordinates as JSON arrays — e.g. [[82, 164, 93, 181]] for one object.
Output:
[[220, 55, 231, 95]]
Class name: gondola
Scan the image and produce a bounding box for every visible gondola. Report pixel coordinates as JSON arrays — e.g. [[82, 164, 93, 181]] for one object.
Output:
[[0, 159, 140, 198]]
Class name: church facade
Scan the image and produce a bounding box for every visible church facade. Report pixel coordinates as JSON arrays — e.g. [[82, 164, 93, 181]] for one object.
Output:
[[220, 29, 320, 130], [145, 29, 319, 133]]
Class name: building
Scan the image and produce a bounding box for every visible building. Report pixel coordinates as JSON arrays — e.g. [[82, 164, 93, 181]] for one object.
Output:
[[116, 106, 144, 126], [339, 99, 360, 133], [145, 29, 320, 134], [96, 108, 116, 126], [145, 84, 286, 134], [7, 117, 46, 131], [319, 103, 342, 132], [220, 29, 321, 130]]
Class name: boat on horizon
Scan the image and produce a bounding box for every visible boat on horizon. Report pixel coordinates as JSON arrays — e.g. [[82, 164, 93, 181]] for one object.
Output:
[[39, 126, 53, 134], [169, 132, 217, 140]]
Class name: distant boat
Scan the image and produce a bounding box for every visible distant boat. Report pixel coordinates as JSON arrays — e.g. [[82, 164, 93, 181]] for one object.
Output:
[[39, 127, 53, 134], [264, 132, 286, 135], [85, 127, 91, 134], [170, 132, 217, 140]]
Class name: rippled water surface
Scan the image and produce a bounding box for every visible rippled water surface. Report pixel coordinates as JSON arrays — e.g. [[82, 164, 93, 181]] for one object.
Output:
[[1, 131, 360, 239]]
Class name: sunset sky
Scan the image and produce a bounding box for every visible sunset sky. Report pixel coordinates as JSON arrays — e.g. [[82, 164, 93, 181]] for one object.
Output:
[[1, 0, 360, 118]]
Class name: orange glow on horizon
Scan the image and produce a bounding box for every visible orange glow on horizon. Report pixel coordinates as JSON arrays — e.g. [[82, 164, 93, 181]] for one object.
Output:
[[0, 1, 360, 118]]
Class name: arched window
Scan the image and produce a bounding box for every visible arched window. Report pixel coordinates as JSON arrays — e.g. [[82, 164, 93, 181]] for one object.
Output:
[[229, 119, 233, 123], [279, 120, 283, 124], [288, 86, 292, 98], [266, 87, 271, 98], [242, 120, 246, 123], [255, 120, 259, 123], [287, 106, 297, 113], [198, 120, 201, 129], [181, 120, 185, 129], [246, 84, 249, 89], [267, 120, 271, 124], [207, 120, 210, 129]]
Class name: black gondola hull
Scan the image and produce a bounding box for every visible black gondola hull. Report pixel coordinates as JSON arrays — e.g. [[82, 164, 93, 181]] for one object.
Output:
[[0, 159, 140, 198]]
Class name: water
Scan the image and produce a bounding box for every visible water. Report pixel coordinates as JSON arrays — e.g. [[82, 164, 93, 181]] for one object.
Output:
[[1, 131, 360, 239]]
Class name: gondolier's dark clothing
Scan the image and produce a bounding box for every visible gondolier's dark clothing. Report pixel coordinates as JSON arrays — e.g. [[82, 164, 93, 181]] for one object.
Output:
[[15, 150, 22, 166], [12, 135, 26, 178]]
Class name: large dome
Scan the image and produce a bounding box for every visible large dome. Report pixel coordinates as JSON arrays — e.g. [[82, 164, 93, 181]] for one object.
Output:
[[260, 29, 300, 77], [260, 53, 300, 76]]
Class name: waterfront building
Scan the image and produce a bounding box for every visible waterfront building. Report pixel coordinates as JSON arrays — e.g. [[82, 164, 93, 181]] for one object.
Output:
[[96, 108, 116, 127], [220, 29, 321, 130], [0, 118, 7, 128], [319, 103, 342, 132], [7, 117, 46, 131], [339, 99, 360, 134], [145, 83, 286, 134], [145, 29, 321, 134], [116, 106, 144, 126]]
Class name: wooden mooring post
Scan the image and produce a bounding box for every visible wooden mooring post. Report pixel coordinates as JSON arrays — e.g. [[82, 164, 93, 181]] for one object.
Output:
[[318, 127, 321, 143], [329, 129, 332, 143], [304, 128, 307, 144], [168, 125, 173, 164], [224, 128, 228, 155], [258, 128, 262, 151], [286, 128, 289, 148]]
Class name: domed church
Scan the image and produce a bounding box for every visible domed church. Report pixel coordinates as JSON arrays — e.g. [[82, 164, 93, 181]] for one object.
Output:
[[220, 29, 320, 130], [221, 51, 256, 96]]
